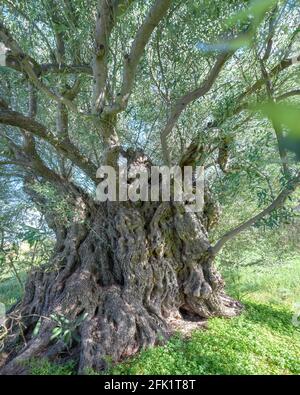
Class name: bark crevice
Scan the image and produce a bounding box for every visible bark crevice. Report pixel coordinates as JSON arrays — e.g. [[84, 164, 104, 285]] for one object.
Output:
[[0, 155, 242, 375]]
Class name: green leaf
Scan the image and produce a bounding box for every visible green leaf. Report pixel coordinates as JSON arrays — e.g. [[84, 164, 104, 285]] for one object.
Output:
[[33, 319, 41, 337], [50, 327, 62, 340], [76, 312, 88, 324], [50, 314, 60, 323], [226, 0, 278, 27], [257, 103, 300, 159], [259, 103, 300, 136]]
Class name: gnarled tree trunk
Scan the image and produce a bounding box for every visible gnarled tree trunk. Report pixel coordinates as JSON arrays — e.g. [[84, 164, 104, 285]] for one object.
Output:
[[0, 0, 298, 378], [0, 154, 242, 375], [0, 203, 241, 374]]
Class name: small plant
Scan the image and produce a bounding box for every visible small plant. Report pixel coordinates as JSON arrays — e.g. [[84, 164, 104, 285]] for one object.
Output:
[[32, 312, 88, 348], [49, 312, 88, 348]]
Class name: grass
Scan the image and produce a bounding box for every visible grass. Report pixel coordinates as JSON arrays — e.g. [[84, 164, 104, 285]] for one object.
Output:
[[222, 257, 300, 305], [0, 274, 24, 307], [0, 258, 299, 375], [25, 359, 76, 375], [97, 257, 300, 375], [106, 301, 299, 375]]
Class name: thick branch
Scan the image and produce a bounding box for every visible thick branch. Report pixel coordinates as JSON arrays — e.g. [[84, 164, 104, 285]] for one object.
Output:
[[161, 53, 232, 165], [211, 172, 300, 256], [0, 160, 18, 166], [178, 54, 300, 168], [0, 22, 87, 115], [0, 107, 97, 181], [93, 0, 118, 113], [235, 54, 300, 113], [117, 0, 172, 109], [5, 53, 92, 75]]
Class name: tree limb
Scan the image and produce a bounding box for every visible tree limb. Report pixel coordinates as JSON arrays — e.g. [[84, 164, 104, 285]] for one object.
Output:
[[117, 0, 172, 110], [178, 54, 300, 168], [40, 63, 92, 75], [0, 106, 97, 181], [0, 22, 87, 115], [161, 53, 232, 165], [211, 172, 300, 256], [235, 54, 300, 113], [93, 0, 119, 113], [276, 89, 300, 101], [259, 55, 290, 176]]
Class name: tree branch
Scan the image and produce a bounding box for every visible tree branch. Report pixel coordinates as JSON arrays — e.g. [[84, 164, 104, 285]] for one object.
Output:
[[40, 63, 92, 75], [0, 160, 18, 166], [1, 128, 88, 209], [5, 52, 92, 75], [93, 0, 118, 113], [0, 22, 88, 115], [235, 54, 300, 113], [2, 0, 55, 56], [116, 0, 172, 110], [161, 53, 232, 165], [5, 136, 65, 186], [178, 54, 300, 168], [276, 89, 300, 101], [211, 172, 300, 256], [0, 106, 97, 181]]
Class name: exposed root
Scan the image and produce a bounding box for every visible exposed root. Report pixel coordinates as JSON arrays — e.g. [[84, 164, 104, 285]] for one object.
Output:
[[0, 199, 242, 375]]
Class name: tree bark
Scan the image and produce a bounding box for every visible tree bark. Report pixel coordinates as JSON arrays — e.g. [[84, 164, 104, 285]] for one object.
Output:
[[0, 155, 242, 375]]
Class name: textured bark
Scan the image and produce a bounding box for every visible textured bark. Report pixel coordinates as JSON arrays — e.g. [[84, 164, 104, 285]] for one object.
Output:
[[0, 156, 242, 375]]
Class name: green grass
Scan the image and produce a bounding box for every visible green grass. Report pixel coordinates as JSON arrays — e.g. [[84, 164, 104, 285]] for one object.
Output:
[[0, 259, 299, 375], [0, 274, 24, 307], [25, 359, 75, 375], [106, 301, 299, 375], [105, 258, 300, 375], [222, 257, 300, 305]]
